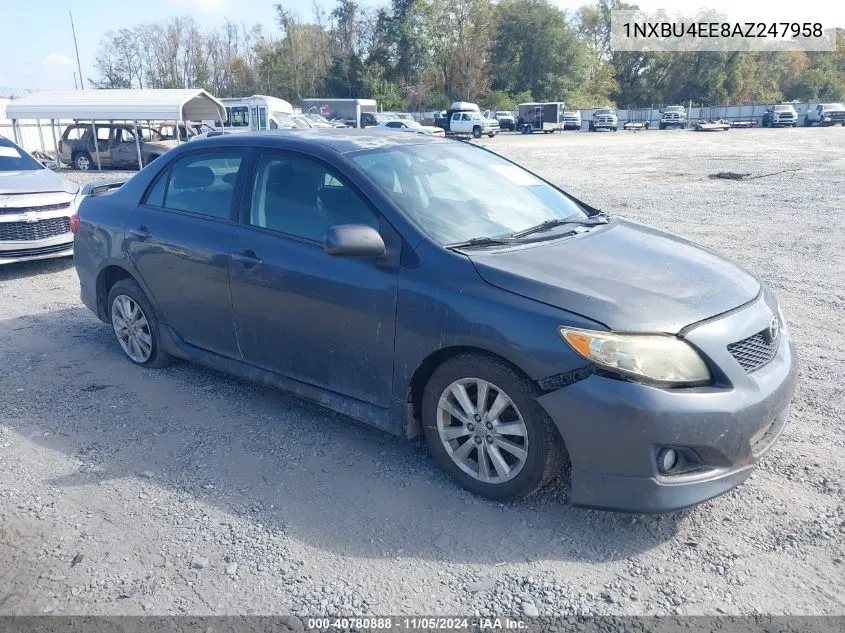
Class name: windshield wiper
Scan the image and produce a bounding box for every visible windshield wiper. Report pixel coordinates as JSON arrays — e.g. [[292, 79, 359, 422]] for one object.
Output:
[[510, 214, 609, 239], [446, 236, 516, 250]]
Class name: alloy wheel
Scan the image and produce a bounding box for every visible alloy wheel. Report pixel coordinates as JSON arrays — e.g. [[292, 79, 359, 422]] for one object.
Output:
[[436, 378, 529, 484], [111, 294, 153, 363]]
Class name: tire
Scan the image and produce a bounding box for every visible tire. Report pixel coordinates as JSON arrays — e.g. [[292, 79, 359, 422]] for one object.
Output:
[[612, 127, 617, 132], [421, 353, 567, 501], [472, 126, 482, 139], [74, 152, 93, 171], [792, 122, 797, 127], [588, 122, 594, 132], [659, 122, 666, 130], [804, 116, 811, 127], [107, 278, 173, 368], [488, 132, 496, 138], [644, 122, 650, 129]]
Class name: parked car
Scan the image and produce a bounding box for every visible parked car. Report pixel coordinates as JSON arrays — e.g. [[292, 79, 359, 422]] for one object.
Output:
[[589, 107, 618, 131], [561, 111, 581, 130], [73, 129, 797, 512], [493, 111, 516, 131], [383, 112, 416, 122], [360, 112, 399, 128], [305, 113, 347, 128], [659, 105, 687, 129], [804, 103, 845, 127], [762, 105, 798, 128], [156, 121, 213, 140], [375, 120, 445, 137], [0, 135, 82, 264], [59, 123, 177, 170]]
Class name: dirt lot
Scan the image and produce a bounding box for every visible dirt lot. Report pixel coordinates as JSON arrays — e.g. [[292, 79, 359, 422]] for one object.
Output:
[[1, 128, 843, 617]]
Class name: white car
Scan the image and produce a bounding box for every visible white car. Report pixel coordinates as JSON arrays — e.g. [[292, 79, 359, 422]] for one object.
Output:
[[376, 120, 446, 137], [562, 111, 581, 130], [0, 135, 83, 265]]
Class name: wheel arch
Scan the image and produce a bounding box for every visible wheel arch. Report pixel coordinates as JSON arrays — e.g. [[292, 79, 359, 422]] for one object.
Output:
[[96, 264, 140, 321], [405, 344, 537, 438]]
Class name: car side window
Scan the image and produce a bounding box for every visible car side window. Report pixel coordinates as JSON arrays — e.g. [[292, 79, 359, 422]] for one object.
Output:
[[142, 152, 244, 220], [249, 153, 379, 242]]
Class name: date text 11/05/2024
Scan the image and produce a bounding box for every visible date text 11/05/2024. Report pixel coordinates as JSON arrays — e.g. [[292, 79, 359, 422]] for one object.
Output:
[[306, 617, 529, 630]]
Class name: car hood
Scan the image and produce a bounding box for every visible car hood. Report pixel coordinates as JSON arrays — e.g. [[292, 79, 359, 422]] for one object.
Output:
[[467, 219, 761, 333], [0, 168, 79, 195]]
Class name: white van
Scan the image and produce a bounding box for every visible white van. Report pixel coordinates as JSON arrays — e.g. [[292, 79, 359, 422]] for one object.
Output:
[[211, 95, 296, 132]]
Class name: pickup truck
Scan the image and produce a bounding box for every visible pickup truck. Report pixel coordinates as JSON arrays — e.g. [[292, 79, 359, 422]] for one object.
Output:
[[436, 102, 499, 138], [659, 106, 687, 129], [804, 103, 845, 127], [589, 107, 618, 131], [762, 105, 798, 128]]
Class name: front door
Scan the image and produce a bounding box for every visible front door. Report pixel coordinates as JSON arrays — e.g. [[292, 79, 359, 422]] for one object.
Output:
[[126, 148, 248, 359], [228, 150, 398, 406], [111, 127, 141, 167]]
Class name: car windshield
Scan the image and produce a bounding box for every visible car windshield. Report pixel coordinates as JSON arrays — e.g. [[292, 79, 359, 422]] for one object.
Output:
[[595, 109, 613, 115], [773, 105, 794, 111], [666, 106, 684, 111], [496, 111, 511, 117], [350, 142, 587, 245], [823, 103, 845, 111], [0, 137, 44, 171]]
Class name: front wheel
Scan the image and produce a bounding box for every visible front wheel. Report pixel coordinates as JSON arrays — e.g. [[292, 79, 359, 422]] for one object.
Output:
[[107, 278, 173, 368], [472, 126, 482, 139], [422, 354, 567, 501], [488, 132, 496, 138]]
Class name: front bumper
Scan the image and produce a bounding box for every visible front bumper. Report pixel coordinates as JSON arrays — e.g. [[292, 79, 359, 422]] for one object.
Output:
[[537, 294, 798, 512]]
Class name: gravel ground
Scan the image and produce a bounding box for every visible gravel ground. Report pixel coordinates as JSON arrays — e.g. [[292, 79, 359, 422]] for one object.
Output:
[[0, 128, 843, 617]]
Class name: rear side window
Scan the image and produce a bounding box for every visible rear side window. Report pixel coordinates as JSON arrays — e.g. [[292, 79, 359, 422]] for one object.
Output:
[[63, 126, 85, 140], [143, 151, 244, 220]]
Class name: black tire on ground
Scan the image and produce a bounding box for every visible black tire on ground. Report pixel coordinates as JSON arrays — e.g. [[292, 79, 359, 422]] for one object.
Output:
[[644, 122, 650, 129], [792, 122, 797, 127], [612, 127, 618, 132], [74, 152, 93, 171], [588, 122, 594, 131], [659, 122, 666, 130], [472, 126, 482, 139], [107, 278, 173, 368], [421, 353, 568, 501], [488, 132, 496, 138]]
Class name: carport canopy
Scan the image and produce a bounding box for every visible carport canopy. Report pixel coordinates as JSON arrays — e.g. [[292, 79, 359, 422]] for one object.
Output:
[[4, 88, 226, 122]]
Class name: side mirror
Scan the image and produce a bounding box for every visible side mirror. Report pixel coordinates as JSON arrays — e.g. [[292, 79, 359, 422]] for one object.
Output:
[[324, 224, 386, 258], [41, 160, 59, 171]]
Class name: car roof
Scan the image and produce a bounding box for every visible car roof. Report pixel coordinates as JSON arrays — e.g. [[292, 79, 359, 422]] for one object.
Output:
[[186, 128, 442, 154]]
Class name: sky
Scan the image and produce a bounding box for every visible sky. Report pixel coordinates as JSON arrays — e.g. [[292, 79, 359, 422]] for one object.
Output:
[[0, 0, 843, 94]]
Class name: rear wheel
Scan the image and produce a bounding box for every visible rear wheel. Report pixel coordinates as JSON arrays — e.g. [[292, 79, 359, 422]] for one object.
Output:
[[107, 278, 172, 368], [422, 354, 567, 501], [74, 152, 92, 171]]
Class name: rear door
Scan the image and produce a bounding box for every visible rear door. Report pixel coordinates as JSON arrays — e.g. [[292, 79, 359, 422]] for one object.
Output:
[[126, 148, 248, 359]]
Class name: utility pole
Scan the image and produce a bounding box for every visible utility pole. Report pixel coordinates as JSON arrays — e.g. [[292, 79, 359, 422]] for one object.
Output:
[[70, 11, 85, 89]]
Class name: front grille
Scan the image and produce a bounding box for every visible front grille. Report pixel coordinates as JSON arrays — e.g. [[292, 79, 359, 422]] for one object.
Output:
[[727, 330, 779, 373], [0, 242, 72, 258], [0, 217, 72, 242], [0, 201, 71, 216]]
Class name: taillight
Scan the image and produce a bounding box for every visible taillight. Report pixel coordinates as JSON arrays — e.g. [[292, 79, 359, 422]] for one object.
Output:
[[70, 214, 80, 234]]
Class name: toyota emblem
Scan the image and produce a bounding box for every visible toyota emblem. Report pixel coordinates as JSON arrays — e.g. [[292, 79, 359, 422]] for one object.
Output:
[[764, 315, 780, 343]]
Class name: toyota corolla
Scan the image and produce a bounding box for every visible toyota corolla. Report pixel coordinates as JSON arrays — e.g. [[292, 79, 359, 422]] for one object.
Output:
[[72, 130, 797, 512]]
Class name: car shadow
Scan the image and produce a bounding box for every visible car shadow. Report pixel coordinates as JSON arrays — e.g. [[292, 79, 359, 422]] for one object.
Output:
[[1, 307, 688, 565], [0, 256, 74, 282]]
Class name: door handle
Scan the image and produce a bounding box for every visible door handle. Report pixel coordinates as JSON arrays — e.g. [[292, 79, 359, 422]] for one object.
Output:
[[129, 226, 151, 240], [231, 250, 262, 267]]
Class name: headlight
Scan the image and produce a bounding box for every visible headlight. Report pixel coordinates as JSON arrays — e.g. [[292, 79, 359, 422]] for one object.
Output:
[[558, 327, 711, 385]]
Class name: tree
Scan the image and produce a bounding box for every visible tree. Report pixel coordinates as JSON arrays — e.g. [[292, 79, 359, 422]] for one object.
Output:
[[492, 0, 588, 102]]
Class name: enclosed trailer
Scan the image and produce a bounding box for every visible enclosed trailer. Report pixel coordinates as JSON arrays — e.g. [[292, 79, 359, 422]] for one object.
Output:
[[517, 102, 565, 133], [300, 99, 378, 128]]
